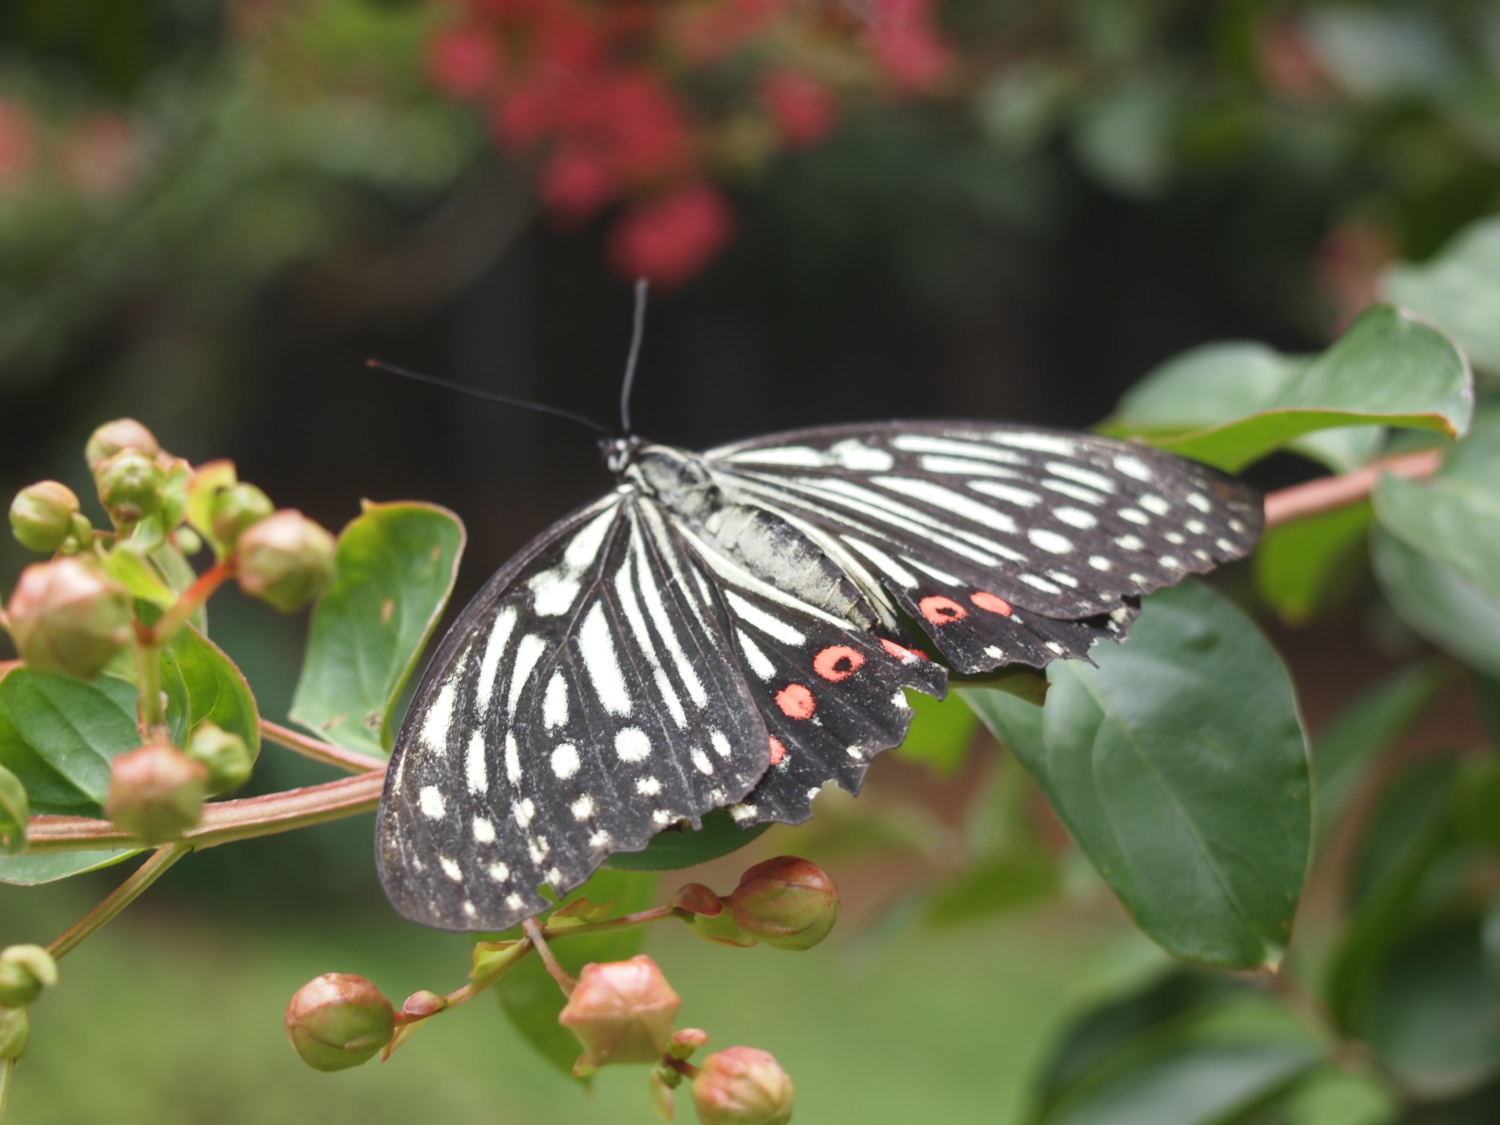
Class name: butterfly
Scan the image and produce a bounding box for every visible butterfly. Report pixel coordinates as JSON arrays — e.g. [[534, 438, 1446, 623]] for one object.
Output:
[[375, 415, 1262, 931]]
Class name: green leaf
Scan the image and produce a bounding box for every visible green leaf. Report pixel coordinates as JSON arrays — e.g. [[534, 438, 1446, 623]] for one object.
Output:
[[497, 868, 658, 1080], [1383, 215, 1500, 374], [1359, 919, 1500, 1101], [0, 670, 138, 815], [1105, 305, 1472, 472], [0, 848, 144, 886], [160, 625, 260, 762], [605, 808, 770, 871], [1371, 528, 1500, 679], [893, 689, 979, 773], [102, 545, 178, 609], [925, 850, 1059, 925], [290, 502, 465, 755], [0, 762, 27, 854], [1253, 502, 1373, 624], [965, 582, 1310, 969]]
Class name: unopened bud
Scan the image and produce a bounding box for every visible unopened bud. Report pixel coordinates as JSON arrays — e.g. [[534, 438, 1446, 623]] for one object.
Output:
[[235, 510, 336, 613], [284, 973, 395, 1072], [185, 721, 253, 795], [726, 857, 839, 951], [85, 418, 160, 472], [0, 946, 57, 1009], [692, 1047, 795, 1125], [95, 448, 165, 526], [668, 1027, 709, 1061], [558, 955, 680, 1071], [401, 990, 448, 1018], [5, 557, 132, 678], [674, 883, 755, 948], [0, 1005, 27, 1061], [103, 737, 209, 844], [209, 483, 274, 550], [10, 481, 81, 553]]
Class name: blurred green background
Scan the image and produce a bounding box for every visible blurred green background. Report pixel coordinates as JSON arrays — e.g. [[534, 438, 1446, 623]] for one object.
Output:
[[2, 0, 1499, 1121]]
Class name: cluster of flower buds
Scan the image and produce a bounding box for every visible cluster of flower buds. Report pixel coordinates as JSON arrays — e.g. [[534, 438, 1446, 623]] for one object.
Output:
[[284, 973, 396, 1072], [426, 0, 953, 286], [673, 856, 840, 951], [0, 945, 58, 1065]]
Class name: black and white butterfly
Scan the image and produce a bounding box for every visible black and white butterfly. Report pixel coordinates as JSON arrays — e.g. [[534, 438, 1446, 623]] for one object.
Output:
[[375, 404, 1262, 931]]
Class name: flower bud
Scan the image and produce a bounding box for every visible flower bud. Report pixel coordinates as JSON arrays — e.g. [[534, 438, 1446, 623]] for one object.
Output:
[[726, 857, 839, 951], [284, 973, 395, 1072], [674, 883, 755, 948], [668, 1027, 709, 1061], [95, 448, 166, 526], [184, 721, 253, 795], [0, 945, 57, 1009], [85, 418, 160, 472], [0, 1005, 28, 1062], [235, 510, 336, 613], [557, 955, 680, 1071], [692, 1047, 795, 1125], [209, 483, 273, 550], [103, 737, 209, 844], [10, 481, 81, 553], [401, 990, 448, 1019], [5, 557, 132, 678]]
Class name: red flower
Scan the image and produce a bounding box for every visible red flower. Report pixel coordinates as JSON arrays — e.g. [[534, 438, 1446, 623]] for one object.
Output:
[[609, 183, 734, 287], [867, 0, 952, 92], [541, 143, 617, 221], [427, 26, 501, 101], [0, 99, 36, 188], [760, 69, 836, 148]]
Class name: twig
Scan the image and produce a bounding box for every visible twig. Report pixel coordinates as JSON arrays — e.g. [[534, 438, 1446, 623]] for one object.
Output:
[[0, 1059, 12, 1121], [149, 559, 234, 643], [544, 905, 678, 940], [1263, 448, 1442, 529], [46, 842, 191, 959], [523, 918, 577, 994], [260, 719, 386, 774]]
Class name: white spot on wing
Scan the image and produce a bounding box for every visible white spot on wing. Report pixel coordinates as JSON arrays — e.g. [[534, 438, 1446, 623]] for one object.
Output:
[[466, 732, 487, 794], [1089, 555, 1112, 570], [488, 862, 509, 882], [1139, 494, 1171, 516], [473, 817, 495, 843], [1114, 454, 1153, 481], [1116, 534, 1146, 550], [419, 678, 460, 756], [543, 671, 569, 730], [551, 744, 580, 779], [1020, 574, 1063, 593], [726, 590, 806, 645], [729, 803, 758, 823], [994, 432, 1076, 455], [418, 787, 445, 820], [843, 537, 919, 588], [513, 798, 535, 827], [736, 629, 777, 679], [691, 748, 713, 774], [637, 776, 662, 796], [571, 795, 594, 820], [1187, 492, 1212, 512], [578, 601, 633, 716], [1046, 462, 1115, 493], [727, 446, 825, 467], [1029, 528, 1074, 554], [1053, 507, 1098, 529], [440, 856, 462, 881], [505, 733, 521, 784], [874, 477, 1019, 534], [616, 727, 651, 762], [969, 480, 1043, 507], [710, 731, 732, 758], [507, 634, 547, 717], [475, 607, 517, 711], [829, 439, 893, 470], [1119, 509, 1150, 525]]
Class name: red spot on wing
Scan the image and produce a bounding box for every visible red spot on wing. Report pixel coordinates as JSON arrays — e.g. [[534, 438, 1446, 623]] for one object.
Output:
[[775, 683, 816, 719], [880, 638, 929, 661], [971, 591, 1013, 615], [919, 595, 968, 624], [813, 645, 866, 682], [768, 737, 787, 766]]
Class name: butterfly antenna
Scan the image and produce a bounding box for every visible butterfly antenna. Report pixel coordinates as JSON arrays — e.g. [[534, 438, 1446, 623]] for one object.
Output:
[[619, 278, 649, 436], [365, 359, 613, 436]]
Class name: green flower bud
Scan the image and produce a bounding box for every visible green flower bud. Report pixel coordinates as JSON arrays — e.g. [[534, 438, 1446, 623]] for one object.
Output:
[[284, 973, 395, 1072], [0, 946, 57, 1009], [0, 1005, 28, 1062], [557, 955, 680, 1072], [85, 418, 160, 473], [5, 557, 133, 679], [668, 1027, 709, 1061], [692, 1047, 795, 1125], [95, 449, 166, 527], [184, 721, 254, 795], [726, 857, 839, 951], [10, 481, 81, 553], [235, 510, 336, 613], [103, 737, 209, 844], [209, 483, 273, 551], [673, 883, 756, 948], [400, 990, 448, 1018]]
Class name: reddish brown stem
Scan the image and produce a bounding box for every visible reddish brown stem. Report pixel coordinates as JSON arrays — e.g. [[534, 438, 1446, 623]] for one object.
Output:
[[149, 558, 235, 643], [543, 905, 678, 940], [260, 719, 387, 774], [665, 1057, 701, 1080], [1262, 448, 1442, 529], [524, 917, 577, 994]]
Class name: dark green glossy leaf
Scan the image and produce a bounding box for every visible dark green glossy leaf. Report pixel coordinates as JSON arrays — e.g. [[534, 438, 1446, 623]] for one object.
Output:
[[290, 502, 465, 756], [966, 582, 1310, 969], [925, 850, 1059, 925], [0, 670, 138, 815], [1105, 305, 1472, 472], [1383, 216, 1500, 373], [0, 848, 144, 886], [497, 868, 658, 1080], [161, 625, 260, 762], [0, 762, 26, 854], [893, 689, 979, 774], [1254, 502, 1373, 624], [605, 808, 769, 871], [1372, 528, 1500, 679]]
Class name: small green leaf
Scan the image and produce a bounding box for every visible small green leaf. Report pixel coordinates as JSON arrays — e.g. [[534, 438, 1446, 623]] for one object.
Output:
[[1383, 215, 1500, 374], [497, 868, 658, 1080], [0, 848, 145, 886], [0, 670, 139, 815], [606, 808, 770, 871], [965, 583, 1310, 969], [1253, 502, 1373, 624], [160, 625, 260, 763], [548, 896, 613, 929], [103, 546, 178, 609], [0, 763, 27, 854], [893, 689, 979, 773], [1106, 305, 1473, 472], [1372, 528, 1500, 679], [290, 502, 465, 755]]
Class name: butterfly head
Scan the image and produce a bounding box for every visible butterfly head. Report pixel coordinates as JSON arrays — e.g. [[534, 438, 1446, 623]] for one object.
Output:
[[601, 435, 645, 477]]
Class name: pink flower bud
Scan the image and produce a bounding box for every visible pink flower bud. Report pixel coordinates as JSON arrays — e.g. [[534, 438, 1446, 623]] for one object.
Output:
[[10, 481, 81, 553], [5, 557, 133, 679], [401, 990, 448, 1018], [284, 973, 395, 1072], [85, 418, 160, 472], [692, 1047, 795, 1125], [668, 1027, 709, 1061], [103, 737, 209, 844], [557, 955, 680, 1070], [235, 510, 336, 613], [726, 857, 839, 951]]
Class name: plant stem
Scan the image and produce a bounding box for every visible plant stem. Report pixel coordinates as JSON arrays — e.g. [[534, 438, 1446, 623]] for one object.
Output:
[[0, 1059, 12, 1122], [524, 918, 577, 994], [260, 720, 386, 774], [47, 842, 191, 960], [149, 559, 234, 644], [544, 905, 678, 940], [1263, 448, 1441, 528], [665, 1057, 701, 1080], [133, 631, 165, 736]]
